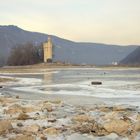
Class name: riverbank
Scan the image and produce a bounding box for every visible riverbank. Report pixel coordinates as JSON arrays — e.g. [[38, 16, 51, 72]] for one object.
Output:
[[0, 91, 140, 140], [0, 76, 140, 140], [0, 63, 140, 74], [0, 67, 140, 139]]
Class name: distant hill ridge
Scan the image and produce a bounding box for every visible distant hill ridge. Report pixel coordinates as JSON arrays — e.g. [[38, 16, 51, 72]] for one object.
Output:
[[120, 46, 140, 65], [0, 25, 138, 66]]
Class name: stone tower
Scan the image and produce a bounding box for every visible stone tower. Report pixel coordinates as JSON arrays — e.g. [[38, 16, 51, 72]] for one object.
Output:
[[43, 37, 53, 63]]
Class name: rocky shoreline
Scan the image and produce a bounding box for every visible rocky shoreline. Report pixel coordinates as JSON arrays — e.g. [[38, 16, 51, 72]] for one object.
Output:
[[0, 93, 140, 140]]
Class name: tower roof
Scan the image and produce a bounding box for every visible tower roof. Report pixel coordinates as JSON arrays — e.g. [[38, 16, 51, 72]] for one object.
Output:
[[44, 36, 52, 44], [48, 36, 51, 42]]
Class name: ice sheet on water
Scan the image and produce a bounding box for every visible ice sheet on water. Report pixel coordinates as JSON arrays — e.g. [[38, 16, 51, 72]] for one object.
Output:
[[12, 80, 140, 98], [0, 70, 59, 75], [2, 68, 140, 107]]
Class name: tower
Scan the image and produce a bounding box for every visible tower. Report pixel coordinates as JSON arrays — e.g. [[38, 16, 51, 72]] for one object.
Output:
[[43, 37, 53, 63]]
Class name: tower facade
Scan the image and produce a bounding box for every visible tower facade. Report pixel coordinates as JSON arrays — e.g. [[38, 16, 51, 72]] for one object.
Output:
[[43, 37, 53, 63]]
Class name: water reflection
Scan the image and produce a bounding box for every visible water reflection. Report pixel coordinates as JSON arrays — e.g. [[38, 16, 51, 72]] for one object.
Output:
[[43, 72, 53, 84]]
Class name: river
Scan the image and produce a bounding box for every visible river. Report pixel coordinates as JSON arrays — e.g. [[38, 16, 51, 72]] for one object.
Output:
[[1, 67, 140, 107]]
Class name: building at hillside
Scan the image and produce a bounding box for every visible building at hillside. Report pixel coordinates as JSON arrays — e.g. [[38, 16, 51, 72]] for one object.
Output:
[[43, 37, 53, 63]]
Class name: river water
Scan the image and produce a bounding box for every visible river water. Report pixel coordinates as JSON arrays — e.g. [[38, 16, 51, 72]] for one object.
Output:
[[1, 67, 140, 107]]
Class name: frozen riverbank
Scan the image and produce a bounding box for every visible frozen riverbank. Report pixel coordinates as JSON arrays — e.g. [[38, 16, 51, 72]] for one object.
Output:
[[0, 67, 140, 139], [0, 92, 140, 140], [1, 67, 140, 107]]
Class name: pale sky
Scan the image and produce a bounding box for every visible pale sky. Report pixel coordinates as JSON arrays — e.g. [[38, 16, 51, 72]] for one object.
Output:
[[0, 0, 140, 45]]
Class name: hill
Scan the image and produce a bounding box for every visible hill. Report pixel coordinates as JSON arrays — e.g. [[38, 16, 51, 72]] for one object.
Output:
[[120, 46, 140, 65], [0, 25, 138, 66]]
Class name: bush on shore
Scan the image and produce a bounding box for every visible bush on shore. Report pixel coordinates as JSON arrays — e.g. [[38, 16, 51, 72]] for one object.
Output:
[[7, 43, 43, 66]]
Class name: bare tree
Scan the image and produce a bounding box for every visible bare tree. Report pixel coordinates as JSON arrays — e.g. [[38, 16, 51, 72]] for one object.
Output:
[[7, 43, 43, 66]]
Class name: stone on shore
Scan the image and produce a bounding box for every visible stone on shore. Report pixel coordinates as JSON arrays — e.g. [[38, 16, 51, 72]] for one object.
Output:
[[72, 122, 108, 136], [42, 103, 53, 112], [0, 120, 13, 135], [72, 115, 93, 123], [5, 104, 35, 114], [135, 121, 140, 131], [0, 89, 140, 140], [103, 111, 120, 120], [112, 106, 134, 112], [67, 133, 93, 140], [9, 134, 35, 140], [0, 97, 15, 105], [5, 104, 23, 114], [17, 113, 30, 120], [50, 100, 62, 104], [73, 123, 93, 134], [17, 122, 24, 127], [23, 124, 40, 133], [16, 95, 19, 99], [137, 114, 140, 121], [43, 127, 59, 135], [48, 118, 57, 123], [98, 106, 112, 112], [103, 119, 130, 135], [38, 134, 47, 140]]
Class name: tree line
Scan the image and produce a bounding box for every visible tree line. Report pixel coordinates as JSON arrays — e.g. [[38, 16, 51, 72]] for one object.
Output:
[[7, 43, 43, 66]]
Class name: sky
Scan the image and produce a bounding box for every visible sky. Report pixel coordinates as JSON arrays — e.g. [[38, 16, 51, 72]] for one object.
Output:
[[0, 0, 140, 45]]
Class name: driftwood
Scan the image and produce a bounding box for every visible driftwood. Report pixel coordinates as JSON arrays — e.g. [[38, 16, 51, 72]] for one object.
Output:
[[91, 81, 102, 85]]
